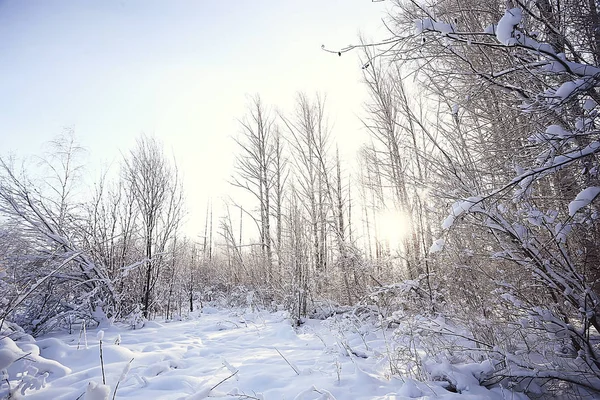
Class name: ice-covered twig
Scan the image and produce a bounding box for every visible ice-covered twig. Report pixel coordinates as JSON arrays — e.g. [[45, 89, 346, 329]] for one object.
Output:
[[112, 358, 134, 400]]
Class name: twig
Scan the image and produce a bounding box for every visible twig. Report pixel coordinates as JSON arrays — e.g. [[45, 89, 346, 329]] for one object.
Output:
[[77, 321, 85, 350], [227, 392, 262, 400], [275, 348, 300, 375], [370, 274, 384, 287], [209, 370, 239, 392], [12, 352, 33, 364], [112, 358, 134, 400], [99, 338, 106, 385], [4, 378, 12, 398]]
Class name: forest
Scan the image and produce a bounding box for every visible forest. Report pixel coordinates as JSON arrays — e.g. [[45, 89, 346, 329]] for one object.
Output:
[[1, 0, 600, 398]]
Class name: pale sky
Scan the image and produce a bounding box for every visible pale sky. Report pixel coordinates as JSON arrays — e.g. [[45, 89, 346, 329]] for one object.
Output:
[[0, 1, 389, 237]]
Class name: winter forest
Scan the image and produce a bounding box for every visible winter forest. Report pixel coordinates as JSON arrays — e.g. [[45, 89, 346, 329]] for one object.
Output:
[[2, 0, 600, 399]]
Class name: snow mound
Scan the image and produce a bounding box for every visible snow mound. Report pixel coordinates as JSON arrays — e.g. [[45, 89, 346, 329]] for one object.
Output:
[[0, 335, 72, 398]]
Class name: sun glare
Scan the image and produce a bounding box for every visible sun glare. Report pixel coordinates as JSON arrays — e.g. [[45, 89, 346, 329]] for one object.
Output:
[[375, 210, 412, 247]]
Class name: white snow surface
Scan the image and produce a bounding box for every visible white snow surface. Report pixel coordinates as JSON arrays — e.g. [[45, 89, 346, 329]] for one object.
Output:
[[0, 308, 527, 400]]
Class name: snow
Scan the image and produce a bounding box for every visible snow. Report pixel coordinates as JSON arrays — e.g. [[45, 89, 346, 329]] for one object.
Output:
[[510, 141, 600, 194], [1, 308, 526, 399], [1, 336, 72, 379], [543, 58, 600, 78], [575, 116, 594, 131], [0, 335, 71, 398], [0, 347, 20, 371], [552, 79, 592, 103], [555, 222, 572, 243], [493, 8, 558, 54], [584, 98, 597, 110], [568, 186, 600, 216], [442, 196, 482, 229], [415, 19, 455, 35], [118, 360, 132, 381], [544, 124, 570, 139], [85, 381, 111, 400], [429, 238, 445, 253], [496, 8, 522, 45]]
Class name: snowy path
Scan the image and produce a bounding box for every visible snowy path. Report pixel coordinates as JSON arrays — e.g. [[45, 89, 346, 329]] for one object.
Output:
[[16, 308, 522, 399]]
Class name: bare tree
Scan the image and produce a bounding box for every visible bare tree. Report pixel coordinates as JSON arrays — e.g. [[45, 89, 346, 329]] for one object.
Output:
[[280, 93, 333, 287], [231, 95, 277, 279], [271, 128, 288, 280], [123, 135, 184, 318]]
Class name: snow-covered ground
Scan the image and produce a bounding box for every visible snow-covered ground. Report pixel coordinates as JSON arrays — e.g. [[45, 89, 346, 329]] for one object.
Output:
[[2, 308, 527, 399]]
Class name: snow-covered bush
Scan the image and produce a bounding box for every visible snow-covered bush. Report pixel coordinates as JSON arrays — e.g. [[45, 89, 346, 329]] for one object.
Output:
[[125, 305, 145, 330], [0, 326, 70, 398]]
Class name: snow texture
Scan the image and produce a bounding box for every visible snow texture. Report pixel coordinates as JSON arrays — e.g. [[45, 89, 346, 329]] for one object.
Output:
[[546, 79, 595, 106], [84, 381, 110, 400], [568, 186, 600, 216], [544, 124, 570, 139], [0, 348, 20, 371], [555, 222, 572, 243], [2, 308, 527, 400]]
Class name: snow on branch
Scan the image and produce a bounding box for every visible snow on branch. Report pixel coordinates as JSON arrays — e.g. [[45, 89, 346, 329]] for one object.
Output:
[[495, 8, 522, 45], [441, 196, 482, 229], [568, 187, 600, 216], [414, 19, 455, 35]]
